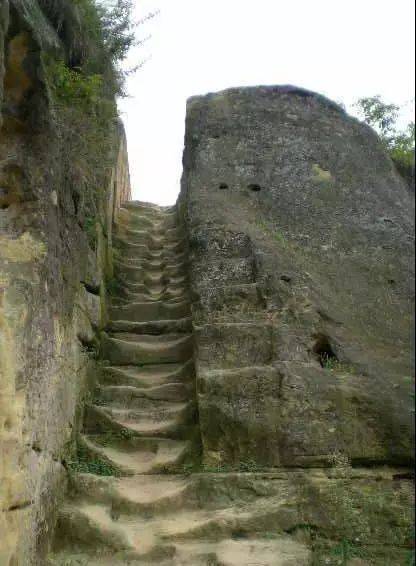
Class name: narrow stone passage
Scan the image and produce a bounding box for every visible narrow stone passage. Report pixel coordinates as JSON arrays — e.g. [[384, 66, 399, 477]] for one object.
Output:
[[49, 202, 310, 565], [87, 202, 197, 477]]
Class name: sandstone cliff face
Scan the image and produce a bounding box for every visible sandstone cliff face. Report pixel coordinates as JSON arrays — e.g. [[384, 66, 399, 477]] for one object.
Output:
[[181, 85, 414, 471], [0, 2, 130, 564]]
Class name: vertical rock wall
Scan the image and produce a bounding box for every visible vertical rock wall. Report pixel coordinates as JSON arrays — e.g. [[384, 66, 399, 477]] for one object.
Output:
[[0, 2, 131, 564], [181, 85, 415, 470], [178, 86, 414, 563]]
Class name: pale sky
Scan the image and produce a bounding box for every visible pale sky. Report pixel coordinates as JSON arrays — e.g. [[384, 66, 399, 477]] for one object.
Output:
[[118, 0, 415, 205]]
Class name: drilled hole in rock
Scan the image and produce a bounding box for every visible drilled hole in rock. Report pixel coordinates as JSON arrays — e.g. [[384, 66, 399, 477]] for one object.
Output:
[[313, 334, 338, 367], [248, 183, 262, 192], [219, 183, 229, 190]]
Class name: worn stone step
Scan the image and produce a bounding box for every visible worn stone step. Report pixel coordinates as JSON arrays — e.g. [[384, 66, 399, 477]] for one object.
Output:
[[50, 535, 310, 566], [54, 503, 176, 561], [73, 474, 192, 515], [109, 283, 188, 306], [114, 257, 188, 274], [117, 262, 188, 279], [114, 271, 188, 291], [117, 205, 177, 228], [81, 435, 189, 475], [114, 246, 186, 262], [100, 402, 190, 425], [84, 403, 192, 439], [87, 406, 191, 439], [123, 201, 175, 215], [110, 301, 191, 323], [113, 227, 186, 244], [97, 382, 190, 404], [101, 332, 193, 366], [117, 211, 159, 231], [100, 362, 195, 388], [121, 213, 177, 232], [117, 224, 177, 240], [101, 333, 193, 366], [114, 259, 187, 275], [107, 317, 192, 335], [173, 539, 310, 566], [114, 252, 188, 271], [111, 298, 186, 311], [115, 277, 188, 296], [55, 503, 133, 553], [110, 288, 188, 305], [113, 267, 186, 287], [113, 237, 186, 257], [54, 495, 307, 561]]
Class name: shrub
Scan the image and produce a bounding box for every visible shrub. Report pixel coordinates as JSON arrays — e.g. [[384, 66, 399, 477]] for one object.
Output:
[[355, 96, 415, 186]]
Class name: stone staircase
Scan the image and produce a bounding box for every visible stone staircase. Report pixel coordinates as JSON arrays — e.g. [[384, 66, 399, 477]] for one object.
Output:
[[49, 202, 310, 565]]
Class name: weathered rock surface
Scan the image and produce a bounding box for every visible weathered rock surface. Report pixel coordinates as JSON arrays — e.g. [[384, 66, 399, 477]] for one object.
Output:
[[177, 85, 414, 563], [49, 203, 414, 566], [0, 1, 131, 563], [181, 85, 414, 470]]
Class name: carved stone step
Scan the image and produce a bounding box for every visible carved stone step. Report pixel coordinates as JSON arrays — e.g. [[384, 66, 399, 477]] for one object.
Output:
[[53, 495, 310, 563], [114, 272, 188, 291], [84, 403, 192, 439], [111, 289, 188, 305], [100, 362, 195, 388], [114, 257, 188, 274], [81, 435, 189, 475], [101, 332, 193, 365], [116, 276, 188, 295], [107, 317, 192, 335], [73, 473, 191, 514], [114, 252, 188, 270], [97, 382, 190, 404], [110, 301, 191, 323]]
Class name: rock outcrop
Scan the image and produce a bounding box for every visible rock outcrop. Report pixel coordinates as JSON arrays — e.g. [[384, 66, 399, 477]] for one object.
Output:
[[178, 85, 415, 563], [181, 85, 414, 470], [0, 1, 130, 564]]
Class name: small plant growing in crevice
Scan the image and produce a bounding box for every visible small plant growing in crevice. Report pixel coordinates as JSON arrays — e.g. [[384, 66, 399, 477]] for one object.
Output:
[[68, 443, 121, 477], [106, 277, 123, 296], [312, 334, 355, 374]]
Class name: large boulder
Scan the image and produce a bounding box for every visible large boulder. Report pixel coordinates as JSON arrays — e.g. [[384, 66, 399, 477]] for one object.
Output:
[[180, 85, 415, 469]]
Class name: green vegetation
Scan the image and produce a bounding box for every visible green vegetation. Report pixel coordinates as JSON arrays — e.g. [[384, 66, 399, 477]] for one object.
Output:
[[308, 452, 415, 565], [355, 96, 415, 185], [273, 230, 287, 245], [39, 0, 140, 249], [68, 443, 121, 477], [311, 163, 333, 188], [83, 215, 98, 248], [39, 0, 136, 83], [321, 354, 356, 375], [255, 218, 288, 246], [106, 277, 123, 296]]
